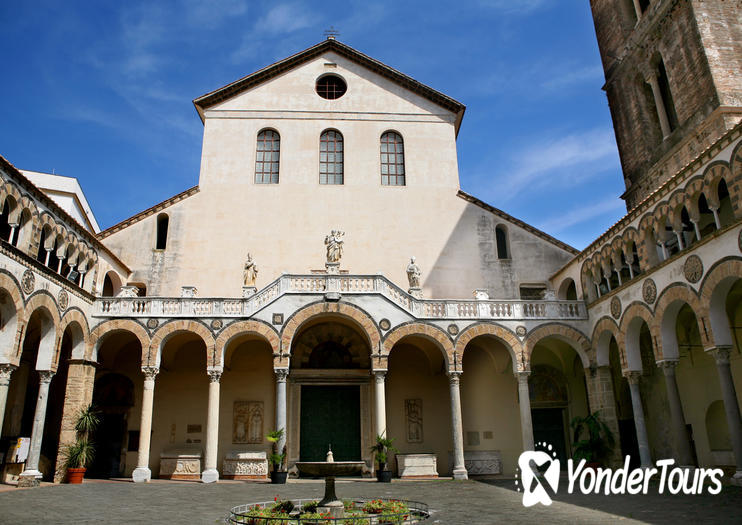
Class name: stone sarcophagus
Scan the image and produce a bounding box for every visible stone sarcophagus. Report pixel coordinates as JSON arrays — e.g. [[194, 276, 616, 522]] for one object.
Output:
[[222, 451, 269, 480], [159, 448, 202, 480], [450, 450, 502, 476], [396, 453, 438, 479]]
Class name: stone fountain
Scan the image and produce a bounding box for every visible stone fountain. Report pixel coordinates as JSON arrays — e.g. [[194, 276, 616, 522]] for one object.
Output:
[[295, 447, 365, 518]]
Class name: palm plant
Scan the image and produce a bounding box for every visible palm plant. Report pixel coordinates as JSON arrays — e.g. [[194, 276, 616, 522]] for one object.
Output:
[[369, 434, 398, 471], [266, 428, 287, 472], [570, 410, 615, 465], [63, 404, 99, 471]]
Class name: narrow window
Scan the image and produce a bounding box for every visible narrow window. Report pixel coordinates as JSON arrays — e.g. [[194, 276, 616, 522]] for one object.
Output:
[[495, 225, 509, 259], [657, 59, 678, 131], [255, 129, 280, 184], [381, 132, 405, 186], [320, 130, 344, 185], [638, 0, 650, 13], [156, 213, 169, 250]]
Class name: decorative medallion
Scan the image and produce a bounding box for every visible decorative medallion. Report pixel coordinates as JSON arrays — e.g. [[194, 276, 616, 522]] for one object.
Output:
[[57, 289, 69, 311], [272, 313, 284, 325], [147, 318, 159, 329], [610, 296, 622, 320], [211, 319, 223, 331], [21, 270, 35, 294], [379, 318, 391, 331], [642, 278, 657, 305], [447, 324, 459, 336], [738, 229, 742, 253], [683, 255, 703, 283], [515, 325, 527, 337]]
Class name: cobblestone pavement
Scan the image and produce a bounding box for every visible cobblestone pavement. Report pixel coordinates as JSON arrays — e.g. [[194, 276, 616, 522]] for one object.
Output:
[[0, 477, 740, 524]]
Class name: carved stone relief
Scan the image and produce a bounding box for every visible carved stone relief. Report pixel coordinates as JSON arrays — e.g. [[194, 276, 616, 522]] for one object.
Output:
[[233, 401, 263, 444], [683, 255, 703, 283], [405, 399, 423, 443]]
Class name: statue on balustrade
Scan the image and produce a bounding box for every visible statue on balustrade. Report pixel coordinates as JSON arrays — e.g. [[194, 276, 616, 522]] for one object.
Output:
[[324, 230, 345, 263], [243, 253, 258, 287], [406, 256, 421, 288]]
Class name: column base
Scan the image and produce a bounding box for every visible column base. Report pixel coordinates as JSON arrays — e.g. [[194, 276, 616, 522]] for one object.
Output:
[[452, 467, 468, 480], [731, 471, 742, 486], [17, 470, 42, 488], [201, 468, 219, 483], [132, 466, 152, 483]]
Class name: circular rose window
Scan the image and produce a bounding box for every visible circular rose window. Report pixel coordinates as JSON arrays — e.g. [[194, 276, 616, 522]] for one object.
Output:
[[316, 74, 347, 99]]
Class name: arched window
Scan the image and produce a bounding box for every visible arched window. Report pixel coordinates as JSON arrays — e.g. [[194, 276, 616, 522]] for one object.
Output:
[[657, 59, 678, 132], [381, 132, 405, 186], [156, 213, 169, 250], [320, 130, 343, 185], [718, 179, 733, 227], [255, 129, 280, 184], [495, 225, 509, 259]]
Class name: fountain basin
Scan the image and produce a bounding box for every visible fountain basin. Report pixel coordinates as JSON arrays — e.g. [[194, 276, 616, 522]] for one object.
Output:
[[295, 461, 365, 477]]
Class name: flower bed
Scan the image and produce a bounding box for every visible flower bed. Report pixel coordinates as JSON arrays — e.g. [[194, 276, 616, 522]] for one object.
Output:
[[227, 497, 429, 524]]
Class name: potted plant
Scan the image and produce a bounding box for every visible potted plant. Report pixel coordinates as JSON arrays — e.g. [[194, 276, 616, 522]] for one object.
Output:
[[267, 428, 288, 484], [62, 404, 99, 484], [370, 434, 398, 482], [570, 410, 616, 469]]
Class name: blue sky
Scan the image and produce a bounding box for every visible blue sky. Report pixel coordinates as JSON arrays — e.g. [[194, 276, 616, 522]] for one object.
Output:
[[0, 0, 626, 249]]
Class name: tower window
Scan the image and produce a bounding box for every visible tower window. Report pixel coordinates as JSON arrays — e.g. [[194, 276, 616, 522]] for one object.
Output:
[[156, 213, 169, 250], [657, 59, 678, 131], [495, 225, 509, 259], [320, 130, 344, 185], [316, 75, 347, 100], [255, 129, 280, 184], [381, 132, 405, 186]]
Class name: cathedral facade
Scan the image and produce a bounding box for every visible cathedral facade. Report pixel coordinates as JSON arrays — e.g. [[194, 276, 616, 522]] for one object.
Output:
[[0, 0, 740, 487]]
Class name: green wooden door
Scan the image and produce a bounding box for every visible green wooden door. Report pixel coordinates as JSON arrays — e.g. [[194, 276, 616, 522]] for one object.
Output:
[[300, 385, 361, 462]]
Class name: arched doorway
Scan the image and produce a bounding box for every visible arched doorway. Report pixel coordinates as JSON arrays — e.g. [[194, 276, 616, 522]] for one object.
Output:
[[290, 319, 371, 467], [88, 374, 134, 478]]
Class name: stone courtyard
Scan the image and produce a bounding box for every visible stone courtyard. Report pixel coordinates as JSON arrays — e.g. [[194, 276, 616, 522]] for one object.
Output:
[[0, 478, 740, 524]]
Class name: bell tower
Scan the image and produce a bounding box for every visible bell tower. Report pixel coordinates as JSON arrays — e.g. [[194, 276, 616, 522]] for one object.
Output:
[[590, 0, 742, 209]]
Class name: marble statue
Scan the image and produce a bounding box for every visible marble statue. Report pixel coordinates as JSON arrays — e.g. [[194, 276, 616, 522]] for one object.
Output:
[[243, 253, 258, 287], [324, 230, 345, 263], [406, 257, 421, 288]]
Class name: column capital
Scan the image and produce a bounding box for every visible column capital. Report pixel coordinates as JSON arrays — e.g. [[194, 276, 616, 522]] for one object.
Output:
[[142, 366, 159, 381], [706, 346, 733, 366], [38, 370, 55, 384], [516, 370, 531, 383], [207, 368, 223, 383], [274, 368, 289, 382], [372, 369, 387, 382], [0, 363, 17, 385], [448, 371, 462, 385], [658, 359, 679, 374], [623, 370, 642, 385]]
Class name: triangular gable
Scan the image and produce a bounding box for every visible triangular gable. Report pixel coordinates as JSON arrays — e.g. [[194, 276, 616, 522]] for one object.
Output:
[[193, 38, 466, 134]]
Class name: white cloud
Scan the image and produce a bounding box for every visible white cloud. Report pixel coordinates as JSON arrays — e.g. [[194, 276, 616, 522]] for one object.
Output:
[[478, 0, 550, 14], [492, 127, 618, 196], [256, 3, 319, 35], [541, 65, 604, 91], [537, 196, 625, 234]]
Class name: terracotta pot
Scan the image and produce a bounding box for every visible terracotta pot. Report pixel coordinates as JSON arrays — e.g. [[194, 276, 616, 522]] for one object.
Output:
[[67, 467, 86, 484]]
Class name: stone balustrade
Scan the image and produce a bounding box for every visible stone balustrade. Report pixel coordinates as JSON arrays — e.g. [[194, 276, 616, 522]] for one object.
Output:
[[93, 273, 587, 320]]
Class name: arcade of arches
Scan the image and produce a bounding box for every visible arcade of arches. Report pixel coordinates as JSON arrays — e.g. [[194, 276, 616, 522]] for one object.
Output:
[[1, 265, 740, 486]]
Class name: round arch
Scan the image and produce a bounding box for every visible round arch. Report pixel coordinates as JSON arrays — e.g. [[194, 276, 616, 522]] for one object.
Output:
[[591, 317, 620, 367], [619, 302, 658, 370], [58, 308, 90, 360], [215, 319, 280, 368], [700, 258, 742, 347], [22, 293, 60, 370], [382, 322, 453, 370], [89, 319, 150, 363], [149, 320, 215, 368], [654, 284, 707, 359], [280, 301, 381, 358], [454, 323, 522, 372], [0, 271, 26, 362], [524, 323, 591, 369]]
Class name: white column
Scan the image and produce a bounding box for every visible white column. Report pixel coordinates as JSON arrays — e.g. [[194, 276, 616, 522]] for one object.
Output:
[[373, 370, 387, 439], [647, 75, 672, 138], [0, 364, 16, 434], [517, 371, 535, 451], [659, 360, 694, 465], [18, 370, 54, 487], [631, 0, 642, 19], [708, 347, 742, 479], [275, 368, 288, 453], [674, 230, 684, 250], [625, 371, 652, 468], [201, 368, 222, 483], [691, 220, 701, 242], [44, 249, 51, 267], [710, 207, 721, 229], [628, 262, 635, 280], [133, 367, 158, 483], [448, 371, 467, 480]]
